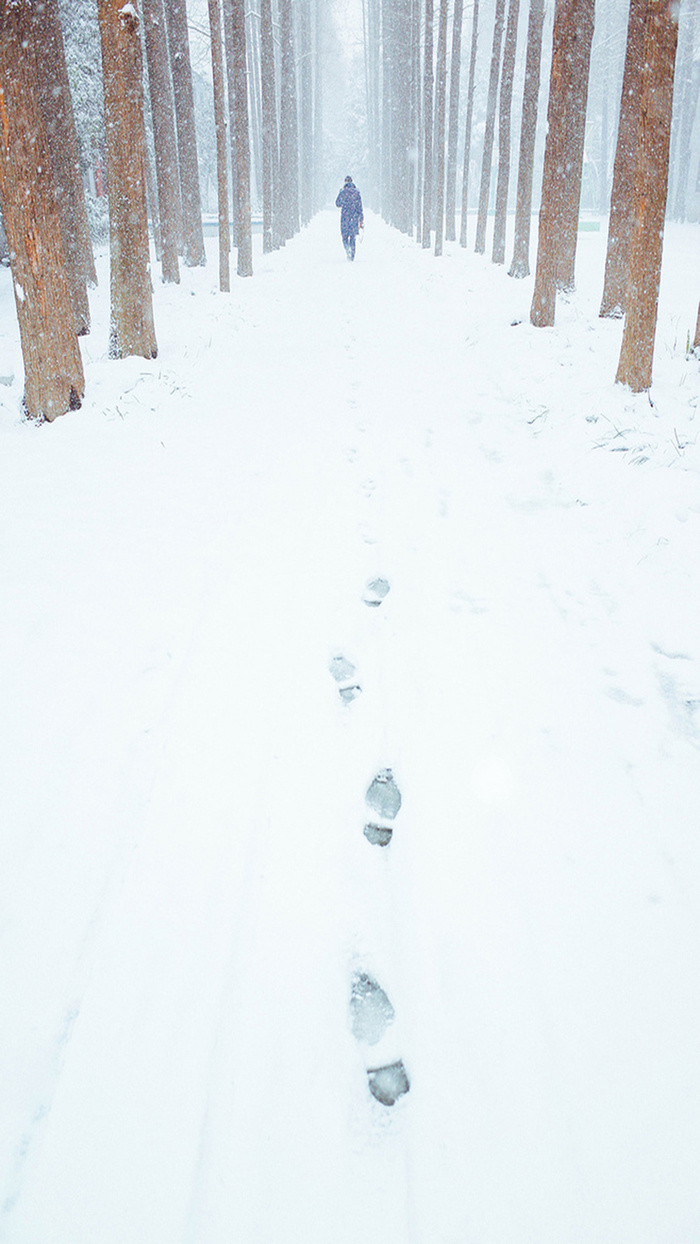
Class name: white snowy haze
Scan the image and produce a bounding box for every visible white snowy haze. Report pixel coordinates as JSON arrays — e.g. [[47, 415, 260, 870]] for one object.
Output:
[[1, 3, 700, 1243]]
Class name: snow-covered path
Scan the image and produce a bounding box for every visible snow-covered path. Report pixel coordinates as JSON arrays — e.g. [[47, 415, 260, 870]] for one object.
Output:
[[2, 213, 700, 1243]]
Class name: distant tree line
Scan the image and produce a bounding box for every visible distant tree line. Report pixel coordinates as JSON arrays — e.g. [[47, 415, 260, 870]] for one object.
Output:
[[364, 0, 694, 391], [0, 0, 325, 420]]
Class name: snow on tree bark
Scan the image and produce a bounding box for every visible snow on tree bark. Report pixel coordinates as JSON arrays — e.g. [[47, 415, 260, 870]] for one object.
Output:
[[207, 0, 230, 290], [508, 0, 544, 278], [530, 0, 594, 326], [32, 0, 96, 334], [165, 0, 206, 266], [492, 0, 520, 265], [459, 0, 479, 247], [474, 0, 506, 254], [599, 0, 646, 317], [0, 0, 85, 419], [444, 0, 463, 243], [616, 0, 679, 393], [97, 0, 157, 359], [143, 0, 182, 285], [222, 0, 253, 277]]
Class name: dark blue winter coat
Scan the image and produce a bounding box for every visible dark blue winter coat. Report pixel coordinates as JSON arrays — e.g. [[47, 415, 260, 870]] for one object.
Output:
[[336, 182, 364, 236]]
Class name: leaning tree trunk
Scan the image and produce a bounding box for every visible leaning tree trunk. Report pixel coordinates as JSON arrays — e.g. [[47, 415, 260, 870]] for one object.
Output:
[[555, 0, 594, 290], [279, 0, 300, 241], [530, 0, 594, 326], [208, 0, 230, 290], [599, 0, 646, 317], [98, 0, 157, 359], [143, 0, 182, 284], [444, 0, 463, 242], [0, 0, 84, 420], [509, 0, 545, 277], [474, 0, 506, 254], [616, 0, 679, 392], [32, 0, 95, 334], [421, 0, 434, 246], [223, 0, 253, 276], [166, 0, 206, 266], [459, 0, 479, 246], [433, 0, 449, 255], [492, 0, 520, 264]]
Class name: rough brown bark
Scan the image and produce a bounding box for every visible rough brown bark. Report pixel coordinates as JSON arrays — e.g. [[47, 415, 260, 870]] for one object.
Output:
[[279, 0, 299, 240], [474, 0, 506, 254], [33, 0, 96, 331], [459, 0, 479, 246], [555, 0, 594, 290], [492, 0, 520, 264], [444, 0, 463, 242], [208, 0, 230, 290], [600, 0, 646, 317], [222, 0, 253, 276], [509, 0, 545, 277], [260, 0, 279, 253], [98, 0, 157, 359], [433, 0, 448, 255], [616, 0, 679, 392], [143, 0, 181, 284], [166, 0, 206, 266], [421, 0, 434, 246], [530, 0, 594, 326], [0, 0, 84, 419]]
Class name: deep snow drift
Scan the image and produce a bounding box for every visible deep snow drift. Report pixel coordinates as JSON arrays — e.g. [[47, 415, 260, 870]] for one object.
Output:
[[1, 211, 700, 1244]]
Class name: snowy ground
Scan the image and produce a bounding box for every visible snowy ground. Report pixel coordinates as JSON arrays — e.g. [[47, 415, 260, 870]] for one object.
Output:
[[1, 212, 700, 1244]]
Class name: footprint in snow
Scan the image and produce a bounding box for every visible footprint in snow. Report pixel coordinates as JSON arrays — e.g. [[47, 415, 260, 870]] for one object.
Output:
[[328, 654, 362, 703], [362, 577, 390, 607], [364, 769, 401, 847], [349, 974, 410, 1107]]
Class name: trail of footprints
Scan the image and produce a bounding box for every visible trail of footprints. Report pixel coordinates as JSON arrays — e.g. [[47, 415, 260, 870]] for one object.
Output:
[[329, 577, 411, 1110]]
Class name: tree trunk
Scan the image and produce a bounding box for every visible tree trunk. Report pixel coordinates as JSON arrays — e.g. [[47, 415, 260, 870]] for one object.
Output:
[[143, 0, 181, 284], [433, 0, 448, 254], [459, 0, 479, 246], [247, 7, 263, 211], [314, 0, 325, 213], [599, 0, 646, 317], [616, 0, 679, 392], [32, 0, 96, 334], [444, 0, 463, 242], [223, 0, 253, 276], [279, 0, 299, 240], [421, 0, 434, 246], [555, 0, 594, 290], [0, 1, 84, 419], [474, 0, 506, 254], [382, 0, 394, 224], [509, 0, 544, 277], [208, 0, 230, 290], [390, 0, 413, 233], [299, 0, 314, 225], [694, 301, 700, 351], [260, 0, 279, 252], [166, 0, 206, 266], [671, 0, 700, 223], [492, 0, 520, 264], [530, 0, 594, 326]]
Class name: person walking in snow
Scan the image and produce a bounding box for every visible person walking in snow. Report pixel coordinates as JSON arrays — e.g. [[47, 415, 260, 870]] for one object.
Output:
[[335, 176, 364, 262]]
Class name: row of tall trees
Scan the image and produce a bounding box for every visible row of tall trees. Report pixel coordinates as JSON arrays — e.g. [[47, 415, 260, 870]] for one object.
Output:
[[365, 0, 687, 391], [0, 0, 326, 421]]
